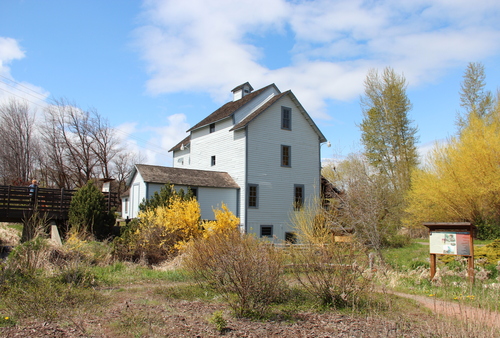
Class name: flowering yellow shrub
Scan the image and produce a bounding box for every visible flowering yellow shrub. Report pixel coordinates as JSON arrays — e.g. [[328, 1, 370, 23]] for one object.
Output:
[[202, 203, 240, 239], [117, 198, 240, 263], [134, 195, 201, 256]]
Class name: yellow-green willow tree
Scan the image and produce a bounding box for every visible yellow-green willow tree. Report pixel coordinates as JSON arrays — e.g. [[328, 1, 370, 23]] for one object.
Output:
[[405, 109, 500, 239]]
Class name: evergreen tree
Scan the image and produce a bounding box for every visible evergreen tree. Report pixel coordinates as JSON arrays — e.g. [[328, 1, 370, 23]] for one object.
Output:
[[359, 67, 419, 192], [138, 183, 194, 212], [68, 181, 115, 239]]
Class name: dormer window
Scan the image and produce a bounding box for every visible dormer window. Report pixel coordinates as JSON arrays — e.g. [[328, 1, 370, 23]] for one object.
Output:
[[209, 123, 215, 133]]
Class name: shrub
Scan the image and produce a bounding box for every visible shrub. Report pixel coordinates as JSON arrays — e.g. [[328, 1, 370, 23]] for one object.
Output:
[[382, 233, 411, 248], [182, 231, 285, 317], [2, 237, 52, 280], [114, 199, 238, 264], [68, 181, 115, 239], [208, 310, 227, 332], [288, 242, 371, 308], [64, 234, 114, 266], [475, 239, 500, 264], [20, 209, 50, 243], [125, 195, 201, 264], [1, 278, 106, 322], [200, 203, 239, 239], [477, 222, 500, 240], [55, 260, 97, 287]]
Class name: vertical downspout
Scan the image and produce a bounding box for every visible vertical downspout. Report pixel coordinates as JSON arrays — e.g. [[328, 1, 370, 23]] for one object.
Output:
[[318, 137, 322, 197], [244, 126, 248, 234]]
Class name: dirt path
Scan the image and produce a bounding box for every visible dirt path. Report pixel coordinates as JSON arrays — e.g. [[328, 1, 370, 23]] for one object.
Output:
[[391, 291, 500, 330]]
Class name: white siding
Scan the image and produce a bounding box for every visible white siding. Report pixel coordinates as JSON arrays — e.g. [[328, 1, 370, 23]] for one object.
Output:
[[184, 117, 247, 224], [198, 187, 238, 220], [233, 86, 280, 125], [246, 95, 321, 240], [129, 171, 146, 218], [171, 185, 238, 220], [121, 198, 130, 219], [172, 147, 190, 168]]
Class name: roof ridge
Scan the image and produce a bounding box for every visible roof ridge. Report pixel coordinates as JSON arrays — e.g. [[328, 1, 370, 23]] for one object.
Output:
[[187, 83, 277, 132]]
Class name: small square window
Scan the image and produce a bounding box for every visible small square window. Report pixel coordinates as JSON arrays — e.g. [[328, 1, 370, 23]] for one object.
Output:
[[211, 155, 216, 166], [285, 232, 297, 244], [209, 123, 215, 133], [248, 184, 258, 208], [260, 225, 273, 238], [281, 107, 291, 130], [281, 145, 291, 167]]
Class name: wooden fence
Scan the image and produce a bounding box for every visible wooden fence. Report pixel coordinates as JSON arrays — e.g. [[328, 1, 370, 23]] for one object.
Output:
[[0, 185, 118, 223]]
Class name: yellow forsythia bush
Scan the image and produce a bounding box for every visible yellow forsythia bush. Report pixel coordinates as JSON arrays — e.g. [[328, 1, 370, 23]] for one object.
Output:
[[133, 195, 201, 258], [124, 197, 240, 263], [202, 203, 240, 238]]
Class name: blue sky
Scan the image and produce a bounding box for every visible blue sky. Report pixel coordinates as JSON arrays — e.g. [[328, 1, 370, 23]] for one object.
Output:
[[1, 0, 500, 166]]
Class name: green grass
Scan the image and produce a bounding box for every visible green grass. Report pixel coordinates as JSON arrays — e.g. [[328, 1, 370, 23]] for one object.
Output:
[[382, 240, 500, 312], [382, 242, 430, 271], [154, 283, 218, 301], [90, 262, 191, 286]]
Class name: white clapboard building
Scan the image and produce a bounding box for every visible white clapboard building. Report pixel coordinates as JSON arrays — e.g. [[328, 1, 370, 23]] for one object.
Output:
[[122, 82, 327, 241]]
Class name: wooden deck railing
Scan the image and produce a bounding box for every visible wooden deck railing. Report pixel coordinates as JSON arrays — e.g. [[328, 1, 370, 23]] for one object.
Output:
[[0, 185, 118, 223]]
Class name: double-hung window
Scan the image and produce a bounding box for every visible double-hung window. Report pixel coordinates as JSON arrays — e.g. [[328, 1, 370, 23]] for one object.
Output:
[[211, 155, 216, 166], [248, 184, 258, 208], [281, 145, 291, 167], [281, 107, 291, 130], [294, 184, 304, 210], [209, 123, 215, 133]]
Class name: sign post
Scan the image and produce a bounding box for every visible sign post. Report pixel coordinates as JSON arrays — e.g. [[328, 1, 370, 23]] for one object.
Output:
[[423, 222, 476, 283]]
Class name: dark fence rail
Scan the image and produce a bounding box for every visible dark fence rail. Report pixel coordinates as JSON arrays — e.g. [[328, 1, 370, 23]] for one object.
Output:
[[0, 185, 118, 223]]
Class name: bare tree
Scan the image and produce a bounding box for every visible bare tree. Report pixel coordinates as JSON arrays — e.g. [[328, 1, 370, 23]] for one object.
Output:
[[41, 99, 100, 188], [324, 153, 400, 261], [0, 99, 39, 185], [40, 98, 133, 191], [112, 151, 145, 201], [88, 109, 120, 179]]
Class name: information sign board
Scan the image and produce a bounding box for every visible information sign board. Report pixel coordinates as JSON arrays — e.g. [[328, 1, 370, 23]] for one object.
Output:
[[429, 231, 471, 256]]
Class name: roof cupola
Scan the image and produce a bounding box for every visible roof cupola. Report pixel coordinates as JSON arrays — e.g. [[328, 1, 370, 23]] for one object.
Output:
[[231, 82, 254, 101]]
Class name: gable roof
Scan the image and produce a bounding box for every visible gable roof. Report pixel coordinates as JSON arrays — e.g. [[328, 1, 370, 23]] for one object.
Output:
[[231, 82, 253, 93], [187, 83, 279, 132], [169, 135, 190, 152], [230, 90, 327, 143], [130, 164, 239, 189]]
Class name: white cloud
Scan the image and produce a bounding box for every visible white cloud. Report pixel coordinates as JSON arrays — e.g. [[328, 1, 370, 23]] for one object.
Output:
[[116, 113, 190, 166], [0, 37, 49, 107], [0, 37, 25, 69], [134, 0, 500, 120], [417, 138, 450, 167]]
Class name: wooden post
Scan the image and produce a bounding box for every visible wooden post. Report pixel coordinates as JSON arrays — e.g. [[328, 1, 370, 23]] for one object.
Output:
[[60, 188, 64, 218], [468, 223, 475, 283], [430, 254, 437, 280]]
